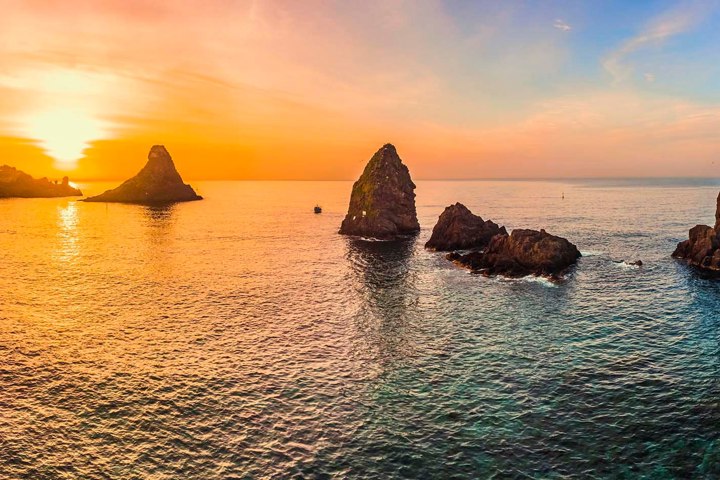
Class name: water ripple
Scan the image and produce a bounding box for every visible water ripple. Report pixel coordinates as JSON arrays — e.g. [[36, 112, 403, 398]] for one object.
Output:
[[0, 181, 719, 478]]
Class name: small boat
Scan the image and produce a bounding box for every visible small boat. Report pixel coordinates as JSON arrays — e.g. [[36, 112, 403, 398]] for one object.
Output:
[[314, 205, 322, 214]]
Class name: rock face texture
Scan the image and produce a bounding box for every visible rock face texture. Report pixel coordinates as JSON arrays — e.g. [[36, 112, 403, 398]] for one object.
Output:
[[425, 203, 506, 251], [448, 228, 581, 278], [0, 166, 82, 198], [672, 195, 720, 272], [339, 144, 419, 239], [84, 145, 201, 204]]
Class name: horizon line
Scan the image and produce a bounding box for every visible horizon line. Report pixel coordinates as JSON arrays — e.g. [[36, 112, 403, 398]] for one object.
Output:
[[68, 176, 720, 183]]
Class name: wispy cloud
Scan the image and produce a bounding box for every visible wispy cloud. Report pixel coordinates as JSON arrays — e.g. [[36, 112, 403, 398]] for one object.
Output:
[[1, 1, 719, 179], [602, 1, 717, 84], [553, 19, 571, 32]]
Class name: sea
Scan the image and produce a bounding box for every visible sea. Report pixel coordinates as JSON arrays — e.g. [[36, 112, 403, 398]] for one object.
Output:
[[1, 179, 719, 479]]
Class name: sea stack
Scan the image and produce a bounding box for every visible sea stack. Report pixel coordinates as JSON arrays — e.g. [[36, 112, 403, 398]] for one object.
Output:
[[672, 192, 720, 272], [425, 203, 506, 251], [448, 228, 581, 279], [339, 144, 420, 240], [0, 166, 82, 198], [84, 145, 202, 204]]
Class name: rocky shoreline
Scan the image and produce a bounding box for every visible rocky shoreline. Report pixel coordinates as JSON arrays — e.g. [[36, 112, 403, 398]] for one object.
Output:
[[0, 166, 82, 198], [672, 192, 720, 273]]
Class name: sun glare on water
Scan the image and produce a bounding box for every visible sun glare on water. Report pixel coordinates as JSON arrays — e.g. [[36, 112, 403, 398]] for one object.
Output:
[[24, 107, 107, 170]]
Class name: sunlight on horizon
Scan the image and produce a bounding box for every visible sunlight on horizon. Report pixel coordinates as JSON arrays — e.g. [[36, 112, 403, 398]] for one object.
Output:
[[23, 107, 107, 170]]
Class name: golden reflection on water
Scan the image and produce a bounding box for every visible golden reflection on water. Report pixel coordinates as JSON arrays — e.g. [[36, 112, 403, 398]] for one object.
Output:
[[54, 200, 79, 262]]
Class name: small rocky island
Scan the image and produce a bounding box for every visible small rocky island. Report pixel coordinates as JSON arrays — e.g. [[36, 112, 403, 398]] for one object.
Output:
[[0, 166, 82, 198], [672, 192, 720, 272], [425, 203, 506, 251], [447, 229, 581, 278], [84, 145, 202, 204], [339, 144, 420, 240]]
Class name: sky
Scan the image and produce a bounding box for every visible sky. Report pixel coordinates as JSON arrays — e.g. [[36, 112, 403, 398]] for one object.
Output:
[[1, 0, 719, 180]]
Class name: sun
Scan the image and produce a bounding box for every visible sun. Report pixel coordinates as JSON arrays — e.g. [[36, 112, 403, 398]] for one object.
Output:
[[24, 107, 106, 170]]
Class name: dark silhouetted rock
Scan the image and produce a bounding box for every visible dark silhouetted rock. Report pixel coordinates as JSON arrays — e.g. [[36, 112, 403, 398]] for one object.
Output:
[[339, 144, 419, 240], [672, 199, 720, 271], [84, 145, 201, 204], [0, 165, 82, 198], [450, 228, 581, 278], [425, 202, 506, 251]]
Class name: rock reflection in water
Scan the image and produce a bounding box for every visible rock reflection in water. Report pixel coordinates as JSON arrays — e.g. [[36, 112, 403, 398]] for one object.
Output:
[[142, 204, 176, 277], [345, 238, 420, 371], [143, 204, 176, 224]]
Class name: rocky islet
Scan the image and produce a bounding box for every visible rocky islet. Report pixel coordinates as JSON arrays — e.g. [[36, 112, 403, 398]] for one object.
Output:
[[83, 145, 202, 204]]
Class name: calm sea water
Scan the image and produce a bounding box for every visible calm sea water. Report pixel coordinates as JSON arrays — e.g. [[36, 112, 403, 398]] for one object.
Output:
[[1, 179, 720, 479]]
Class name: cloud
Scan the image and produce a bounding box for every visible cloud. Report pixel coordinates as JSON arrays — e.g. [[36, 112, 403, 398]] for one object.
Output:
[[1, 0, 719, 180], [602, 1, 717, 84], [553, 19, 571, 32], [437, 90, 720, 178]]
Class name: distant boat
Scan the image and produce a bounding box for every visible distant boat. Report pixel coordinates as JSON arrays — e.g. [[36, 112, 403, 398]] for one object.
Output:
[[314, 205, 322, 214]]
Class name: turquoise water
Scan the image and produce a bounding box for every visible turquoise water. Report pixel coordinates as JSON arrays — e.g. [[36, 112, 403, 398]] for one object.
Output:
[[1, 179, 719, 478]]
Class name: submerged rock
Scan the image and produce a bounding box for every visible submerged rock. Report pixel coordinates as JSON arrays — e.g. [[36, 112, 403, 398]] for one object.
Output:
[[449, 228, 581, 278], [672, 199, 720, 272], [83, 145, 201, 204], [339, 144, 419, 240], [0, 166, 82, 198], [425, 202, 506, 251]]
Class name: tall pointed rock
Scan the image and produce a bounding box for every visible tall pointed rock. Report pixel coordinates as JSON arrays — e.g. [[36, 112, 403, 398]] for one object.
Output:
[[339, 144, 419, 239], [84, 145, 202, 204]]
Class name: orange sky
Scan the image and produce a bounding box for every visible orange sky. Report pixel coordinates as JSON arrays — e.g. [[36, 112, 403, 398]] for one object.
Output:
[[1, 0, 719, 180]]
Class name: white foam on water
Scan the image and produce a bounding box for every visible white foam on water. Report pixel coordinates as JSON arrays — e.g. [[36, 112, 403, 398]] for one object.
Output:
[[580, 250, 604, 257], [519, 275, 561, 288], [356, 236, 392, 242], [493, 274, 561, 288], [615, 261, 641, 270]]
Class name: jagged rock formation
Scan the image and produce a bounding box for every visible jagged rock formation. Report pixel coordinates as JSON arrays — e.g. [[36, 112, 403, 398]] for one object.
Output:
[[672, 194, 720, 272], [339, 144, 419, 240], [84, 145, 201, 204], [0, 166, 82, 198], [447, 228, 581, 278], [425, 203, 506, 251], [672, 225, 720, 271]]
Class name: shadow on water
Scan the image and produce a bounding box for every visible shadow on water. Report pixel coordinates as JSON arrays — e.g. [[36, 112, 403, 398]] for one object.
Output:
[[142, 204, 176, 241], [346, 237, 415, 290], [141, 205, 177, 277], [345, 237, 420, 369], [143, 204, 176, 224]]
